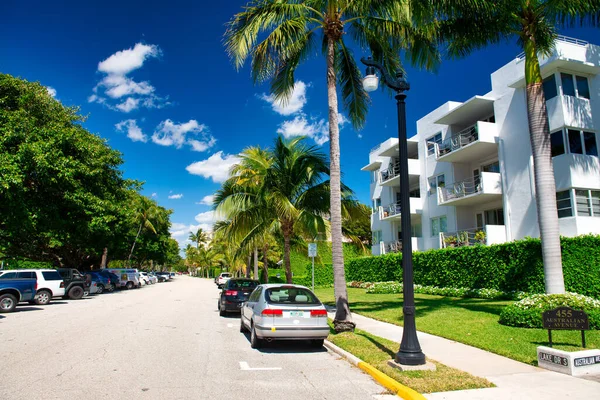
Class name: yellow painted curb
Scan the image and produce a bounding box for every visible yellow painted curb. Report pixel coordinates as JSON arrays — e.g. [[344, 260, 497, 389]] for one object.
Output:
[[357, 361, 426, 400]]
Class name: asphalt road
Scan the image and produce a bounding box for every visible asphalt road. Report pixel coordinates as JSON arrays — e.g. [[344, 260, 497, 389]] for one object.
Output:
[[0, 276, 391, 400]]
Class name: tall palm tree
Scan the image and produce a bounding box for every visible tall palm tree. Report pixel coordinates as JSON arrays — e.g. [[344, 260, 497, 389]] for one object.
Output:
[[189, 228, 209, 249], [439, 0, 600, 293], [225, 0, 439, 331], [128, 196, 162, 262]]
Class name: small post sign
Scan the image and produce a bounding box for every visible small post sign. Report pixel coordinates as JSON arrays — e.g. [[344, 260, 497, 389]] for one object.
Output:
[[542, 307, 589, 348], [308, 243, 317, 291]]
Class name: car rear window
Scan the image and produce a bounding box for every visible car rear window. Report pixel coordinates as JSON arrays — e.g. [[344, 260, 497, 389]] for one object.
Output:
[[227, 280, 259, 289], [222, 273, 231, 277], [42, 271, 63, 281], [265, 287, 320, 304]]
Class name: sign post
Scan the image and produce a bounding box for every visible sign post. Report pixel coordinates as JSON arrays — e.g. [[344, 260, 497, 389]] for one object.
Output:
[[542, 306, 589, 348], [308, 243, 317, 291]]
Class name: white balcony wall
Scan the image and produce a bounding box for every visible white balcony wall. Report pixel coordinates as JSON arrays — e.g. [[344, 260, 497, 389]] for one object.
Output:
[[553, 154, 600, 191], [547, 95, 595, 132], [485, 225, 507, 245]]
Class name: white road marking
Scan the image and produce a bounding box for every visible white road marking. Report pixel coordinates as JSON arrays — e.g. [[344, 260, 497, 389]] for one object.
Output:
[[239, 361, 282, 371], [227, 323, 233, 328]]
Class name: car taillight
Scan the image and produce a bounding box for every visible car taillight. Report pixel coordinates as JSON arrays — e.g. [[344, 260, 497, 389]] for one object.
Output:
[[60, 282, 64, 288], [35, 282, 38, 291], [262, 309, 283, 317], [224, 290, 238, 296], [107, 278, 111, 284], [310, 309, 327, 317]]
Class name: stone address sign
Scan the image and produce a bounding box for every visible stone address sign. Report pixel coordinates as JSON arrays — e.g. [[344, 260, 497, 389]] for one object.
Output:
[[542, 306, 589, 348]]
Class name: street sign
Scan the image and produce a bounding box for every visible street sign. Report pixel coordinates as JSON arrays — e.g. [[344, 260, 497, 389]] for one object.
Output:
[[308, 243, 317, 257]]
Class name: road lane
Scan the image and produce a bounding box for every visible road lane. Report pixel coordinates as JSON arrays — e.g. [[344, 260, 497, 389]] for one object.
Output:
[[0, 276, 391, 400]]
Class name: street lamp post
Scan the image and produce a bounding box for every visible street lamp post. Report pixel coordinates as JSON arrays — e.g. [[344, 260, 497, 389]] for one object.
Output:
[[361, 57, 426, 366]]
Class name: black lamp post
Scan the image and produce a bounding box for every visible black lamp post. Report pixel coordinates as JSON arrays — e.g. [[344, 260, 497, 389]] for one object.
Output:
[[361, 57, 426, 366]]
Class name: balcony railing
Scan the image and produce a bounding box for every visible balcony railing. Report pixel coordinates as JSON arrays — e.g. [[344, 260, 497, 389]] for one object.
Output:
[[382, 202, 401, 218], [440, 228, 485, 248], [370, 143, 382, 154], [435, 125, 479, 158], [380, 160, 400, 182], [439, 176, 482, 203], [384, 240, 403, 254], [516, 35, 588, 60]]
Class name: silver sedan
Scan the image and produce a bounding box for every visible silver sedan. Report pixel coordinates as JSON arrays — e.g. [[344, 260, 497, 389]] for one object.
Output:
[[240, 284, 329, 349]]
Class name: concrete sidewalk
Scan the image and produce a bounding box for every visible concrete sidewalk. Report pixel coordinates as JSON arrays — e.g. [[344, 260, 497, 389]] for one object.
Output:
[[329, 311, 600, 399]]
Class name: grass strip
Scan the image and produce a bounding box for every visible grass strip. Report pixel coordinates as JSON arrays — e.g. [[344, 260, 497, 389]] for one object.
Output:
[[318, 288, 600, 365], [327, 321, 494, 394]]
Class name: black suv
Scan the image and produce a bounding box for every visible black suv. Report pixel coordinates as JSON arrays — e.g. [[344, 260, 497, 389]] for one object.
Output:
[[57, 268, 89, 300], [218, 279, 260, 316]]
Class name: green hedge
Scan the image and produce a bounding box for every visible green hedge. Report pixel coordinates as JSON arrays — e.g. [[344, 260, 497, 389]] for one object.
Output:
[[293, 263, 334, 287], [345, 235, 600, 298]]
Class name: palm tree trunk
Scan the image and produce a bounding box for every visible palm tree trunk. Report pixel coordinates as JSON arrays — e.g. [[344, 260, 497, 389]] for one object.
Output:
[[246, 254, 251, 278], [326, 35, 354, 332], [524, 39, 565, 294], [282, 222, 293, 283], [253, 247, 259, 280], [100, 247, 108, 269], [262, 243, 269, 283], [128, 221, 144, 262]]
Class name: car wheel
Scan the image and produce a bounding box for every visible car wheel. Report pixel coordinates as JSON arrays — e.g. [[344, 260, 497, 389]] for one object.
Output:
[[219, 302, 226, 317], [311, 339, 324, 349], [250, 323, 262, 349], [125, 282, 134, 290], [96, 284, 104, 294], [240, 317, 248, 333], [0, 293, 17, 313], [83, 290, 90, 297], [34, 290, 52, 305], [107, 283, 115, 292], [68, 286, 84, 300]]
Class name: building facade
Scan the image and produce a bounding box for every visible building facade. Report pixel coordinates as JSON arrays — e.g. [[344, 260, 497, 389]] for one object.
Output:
[[364, 36, 600, 256]]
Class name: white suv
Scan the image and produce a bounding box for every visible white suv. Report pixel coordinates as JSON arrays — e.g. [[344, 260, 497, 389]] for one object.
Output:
[[0, 269, 65, 305], [216, 272, 232, 288]]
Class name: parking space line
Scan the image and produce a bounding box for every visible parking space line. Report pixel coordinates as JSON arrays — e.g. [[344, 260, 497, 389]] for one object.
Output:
[[239, 361, 282, 371]]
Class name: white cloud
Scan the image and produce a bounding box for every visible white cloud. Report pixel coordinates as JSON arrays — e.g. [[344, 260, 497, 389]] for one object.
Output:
[[195, 210, 216, 223], [47, 87, 57, 97], [186, 151, 240, 183], [277, 113, 348, 146], [115, 97, 140, 112], [260, 81, 307, 116], [98, 43, 161, 76], [151, 193, 157, 198], [152, 119, 216, 152], [115, 119, 147, 143], [197, 195, 214, 205], [89, 42, 166, 112], [168, 193, 183, 199]]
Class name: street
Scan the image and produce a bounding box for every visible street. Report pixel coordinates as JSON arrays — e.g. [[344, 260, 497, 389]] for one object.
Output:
[[0, 276, 390, 400]]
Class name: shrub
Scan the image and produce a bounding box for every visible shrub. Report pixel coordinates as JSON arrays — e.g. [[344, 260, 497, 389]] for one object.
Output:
[[366, 281, 403, 294], [294, 263, 334, 287], [499, 292, 600, 329], [346, 235, 600, 298], [361, 281, 525, 300]]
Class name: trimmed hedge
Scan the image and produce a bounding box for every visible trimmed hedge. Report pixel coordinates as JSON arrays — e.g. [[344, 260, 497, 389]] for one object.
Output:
[[294, 263, 333, 287], [346, 235, 600, 298]]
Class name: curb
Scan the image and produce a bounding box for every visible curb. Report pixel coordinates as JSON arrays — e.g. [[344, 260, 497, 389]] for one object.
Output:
[[324, 340, 426, 400]]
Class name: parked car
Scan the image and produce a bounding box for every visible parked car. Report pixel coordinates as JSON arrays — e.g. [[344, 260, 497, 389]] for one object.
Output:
[[147, 272, 158, 284], [139, 272, 152, 285], [216, 272, 232, 288], [218, 279, 260, 316], [169, 272, 175, 279], [240, 284, 329, 349], [0, 278, 37, 313], [95, 270, 119, 291], [56, 268, 89, 300], [0, 269, 65, 305], [155, 272, 170, 282], [83, 271, 111, 294], [106, 268, 141, 289]]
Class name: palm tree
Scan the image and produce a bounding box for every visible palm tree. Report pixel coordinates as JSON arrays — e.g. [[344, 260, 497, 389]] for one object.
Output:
[[439, 1, 600, 293], [225, 0, 439, 331], [189, 228, 209, 249], [128, 196, 162, 262]]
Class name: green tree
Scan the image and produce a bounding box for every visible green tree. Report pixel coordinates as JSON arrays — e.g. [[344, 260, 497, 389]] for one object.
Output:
[[439, 0, 600, 293], [342, 203, 372, 251], [127, 195, 166, 262], [225, 0, 439, 331], [189, 228, 209, 249], [0, 74, 133, 268]]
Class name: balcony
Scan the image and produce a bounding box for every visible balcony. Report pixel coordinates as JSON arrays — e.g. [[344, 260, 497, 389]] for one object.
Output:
[[377, 238, 424, 254], [438, 172, 502, 206], [379, 198, 422, 221], [380, 159, 420, 187], [440, 225, 507, 248], [432, 121, 499, 163]]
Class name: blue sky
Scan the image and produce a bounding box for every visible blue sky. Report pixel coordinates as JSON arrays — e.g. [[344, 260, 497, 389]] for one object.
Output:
[[1, 1, 598, 249]]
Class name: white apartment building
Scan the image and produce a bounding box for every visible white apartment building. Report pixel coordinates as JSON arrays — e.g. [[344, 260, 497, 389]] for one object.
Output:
[[364, 36, 600, 256]]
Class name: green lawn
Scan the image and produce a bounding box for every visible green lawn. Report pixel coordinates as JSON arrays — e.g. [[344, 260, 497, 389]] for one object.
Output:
[[316, 288, 599, 365], [327, 322, 493, 394]]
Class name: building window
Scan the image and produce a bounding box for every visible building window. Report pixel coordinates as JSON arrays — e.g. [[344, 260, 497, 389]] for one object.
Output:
[[430, 216, 447, 236], [428, 174, 445, 195], [482, 160, 500, 173], [574, 189, 600, 217], [370, 170, 378, 184], [563, 129, 598, 156], [426, 132, 442, 156], [543, 75, 557, 101], [568, 129, 583, 154], [409, 188, 421, 198], [584, 132, 598, 157], [551, 130, 565, 157], [556, 190, 572, 218], [561, 73, 591, 100], [484, 208, 504, 225], [372, 230, 382, 243], [372, 198, 381, 212], [576, 76, 590, 99], [593, 191, 600, 216]]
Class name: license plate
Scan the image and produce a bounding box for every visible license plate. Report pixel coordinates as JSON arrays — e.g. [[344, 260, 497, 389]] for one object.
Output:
[[289, 311, 304, 317]]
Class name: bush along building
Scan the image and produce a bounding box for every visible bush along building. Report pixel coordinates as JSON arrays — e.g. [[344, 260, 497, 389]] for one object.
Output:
[[364, 36, 600, 256]]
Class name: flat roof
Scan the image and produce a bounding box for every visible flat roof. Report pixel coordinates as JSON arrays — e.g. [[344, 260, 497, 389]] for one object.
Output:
[[434, 96, 495, 125], [360, 160, 382, 171], [509, 58, 600, 88]]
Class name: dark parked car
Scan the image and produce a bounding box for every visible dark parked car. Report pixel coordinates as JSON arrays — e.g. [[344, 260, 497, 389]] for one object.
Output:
[[0, 279, 37, 313], [95, 270, 119, 291], [56, 268, 89, 300], [218, 279, 260, 316]]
